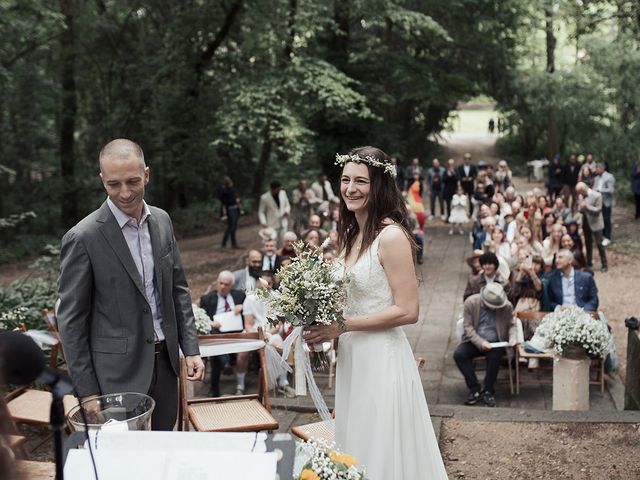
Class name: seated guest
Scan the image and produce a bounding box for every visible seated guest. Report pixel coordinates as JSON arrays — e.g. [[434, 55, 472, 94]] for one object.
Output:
[[200, 271, 245, 397], [233, 250, 263, 291], [453, 283, 516, 407], [546, 249, 598, 312], [302, 214, 328, 243], [473, 216, 496, 250], [236, 272, 294, 397], [466, 250, 484, 282], [565, 220, 583, 254], [552, 196, 573, 224], [261, 238, 282, 275], [279, 231, 298, 261], [560, 233, 589, 273], [463, 252, 511, 301], [304, 229, 321, 248], [511, 253, 544, 315]]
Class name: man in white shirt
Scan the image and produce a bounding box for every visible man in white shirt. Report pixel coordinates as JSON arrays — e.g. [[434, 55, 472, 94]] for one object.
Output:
[[311, 173, 339, 215], [594, 162, 615, 245], [261, 239, 281, 275]]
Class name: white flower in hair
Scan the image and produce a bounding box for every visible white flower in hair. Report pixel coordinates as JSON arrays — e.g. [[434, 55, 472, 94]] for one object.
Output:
[[335, 153, 397, 178]]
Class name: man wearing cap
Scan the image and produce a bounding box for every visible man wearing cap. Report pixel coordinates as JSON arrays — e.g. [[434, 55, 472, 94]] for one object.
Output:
[[453, 282, 516, 407], [456, 153, 477, 216]]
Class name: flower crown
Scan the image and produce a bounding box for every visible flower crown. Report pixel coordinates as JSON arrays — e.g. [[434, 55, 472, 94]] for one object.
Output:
[[335, 153, 397, 178]]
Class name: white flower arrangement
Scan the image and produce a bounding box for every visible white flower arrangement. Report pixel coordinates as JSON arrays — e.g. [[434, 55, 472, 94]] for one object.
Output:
[[335, 153, 397, 178], [297, 438, 366, 480], [0, 306, 30, 330], [536, 307, 611, 357], [192, 304, 212, 335]]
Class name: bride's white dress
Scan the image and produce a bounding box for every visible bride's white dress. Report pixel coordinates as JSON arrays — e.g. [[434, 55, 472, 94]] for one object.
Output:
[[336, 225, 448, 480]]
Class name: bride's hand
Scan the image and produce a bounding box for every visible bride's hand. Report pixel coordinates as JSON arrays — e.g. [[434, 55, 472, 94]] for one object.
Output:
[[302, 323, 342, 344]]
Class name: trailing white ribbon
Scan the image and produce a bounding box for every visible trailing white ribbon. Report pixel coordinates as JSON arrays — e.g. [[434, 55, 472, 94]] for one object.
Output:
[[280, 326, 332, 422]]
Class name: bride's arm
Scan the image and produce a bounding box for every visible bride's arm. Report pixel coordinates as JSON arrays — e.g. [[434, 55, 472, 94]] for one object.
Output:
[[303, 227, 419, 344]]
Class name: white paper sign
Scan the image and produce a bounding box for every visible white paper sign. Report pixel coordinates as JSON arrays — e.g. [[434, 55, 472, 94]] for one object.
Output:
[[214, 311, 244, 332]]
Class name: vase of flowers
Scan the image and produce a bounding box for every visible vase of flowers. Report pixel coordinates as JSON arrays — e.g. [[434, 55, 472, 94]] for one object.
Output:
[[535, 307, 612, 410]]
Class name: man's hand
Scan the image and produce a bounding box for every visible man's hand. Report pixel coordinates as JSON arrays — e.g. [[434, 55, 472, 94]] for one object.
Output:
[[185, 355, 205, 381], [233, 304, 243, 315], [480, 340, 492, 351], [211, 320, 221, 329]]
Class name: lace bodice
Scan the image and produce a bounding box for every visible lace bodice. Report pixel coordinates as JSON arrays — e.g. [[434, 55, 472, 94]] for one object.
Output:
[[340, 226, 396, 317]]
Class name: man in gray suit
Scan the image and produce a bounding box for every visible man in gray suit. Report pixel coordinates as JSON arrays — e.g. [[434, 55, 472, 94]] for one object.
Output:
[[594, 163, 615, 245], [576, 181, 608, 272], [57, 139, 205, 430]]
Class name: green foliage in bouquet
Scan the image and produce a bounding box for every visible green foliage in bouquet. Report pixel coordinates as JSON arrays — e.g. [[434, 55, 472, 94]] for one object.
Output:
[[255, 241, 347, 330]]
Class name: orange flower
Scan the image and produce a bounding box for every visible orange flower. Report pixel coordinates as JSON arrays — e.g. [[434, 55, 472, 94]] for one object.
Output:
[[299, 468, 320, 480], [329, 451, 359, 467]]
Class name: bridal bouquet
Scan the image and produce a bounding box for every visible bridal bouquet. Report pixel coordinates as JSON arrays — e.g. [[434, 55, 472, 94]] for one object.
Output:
[[255, 241, 348, 371], [297, 439, 366, 480], [192, 304, 212, 335]]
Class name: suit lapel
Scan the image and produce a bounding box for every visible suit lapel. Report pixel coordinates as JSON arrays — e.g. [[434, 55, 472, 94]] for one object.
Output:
[[97, 203, 146, 298], [147, 213, 164, 300]]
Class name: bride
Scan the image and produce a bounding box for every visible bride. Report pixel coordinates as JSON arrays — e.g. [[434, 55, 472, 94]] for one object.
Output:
[[303, 146, 448, 479]]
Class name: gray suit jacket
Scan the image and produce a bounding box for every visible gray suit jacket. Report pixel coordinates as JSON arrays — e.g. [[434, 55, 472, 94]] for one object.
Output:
[[595, 171, 615, 207], [581, 190, 604, 231], [57, 201, 200, 397]]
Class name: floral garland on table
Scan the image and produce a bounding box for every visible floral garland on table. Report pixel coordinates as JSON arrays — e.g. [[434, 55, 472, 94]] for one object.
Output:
[[335, 153, 397, 178], [192, 304, 212, 335], [536, 306, 611, 357], [297, 439, 366, 480]]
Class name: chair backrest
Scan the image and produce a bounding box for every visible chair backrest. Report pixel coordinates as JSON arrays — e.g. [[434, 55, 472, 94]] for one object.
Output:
[[179, 328, 271, 430], [41, 308, 65, 368]]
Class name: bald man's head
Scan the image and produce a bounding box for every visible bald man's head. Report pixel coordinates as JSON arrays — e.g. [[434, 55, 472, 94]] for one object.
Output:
[[99, 139, 145, 172]]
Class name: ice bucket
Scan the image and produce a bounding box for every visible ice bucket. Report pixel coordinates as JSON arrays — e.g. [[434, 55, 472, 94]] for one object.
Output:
[[67, 392, 155, 431]]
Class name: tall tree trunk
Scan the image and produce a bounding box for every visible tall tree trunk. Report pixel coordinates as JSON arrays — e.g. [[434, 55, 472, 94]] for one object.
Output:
[[545, 3, 559, 161], [252, 128, 272, 198], [332, 0, 349, 64], [59, 0, 78, 227]]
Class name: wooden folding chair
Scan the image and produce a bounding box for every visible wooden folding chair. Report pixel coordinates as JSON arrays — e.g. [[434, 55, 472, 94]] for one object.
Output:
[[179, 328, 278, 433], [41, 307, 66, 369], [515, 310, 606, 395]]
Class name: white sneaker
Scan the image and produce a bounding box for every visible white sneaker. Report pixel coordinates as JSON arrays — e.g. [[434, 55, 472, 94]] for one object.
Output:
[[441, 215, 447, 221], [528, 358, 539, 369], [235, 387, 245, 395], [459, 229, 465, 235], [602, 238, 611, 247], [449, 229, 454, 235]]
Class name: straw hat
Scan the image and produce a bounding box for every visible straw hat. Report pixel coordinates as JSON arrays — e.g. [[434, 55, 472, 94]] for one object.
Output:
[[466, 249, 484, 268], [480, 282, 509, 309]]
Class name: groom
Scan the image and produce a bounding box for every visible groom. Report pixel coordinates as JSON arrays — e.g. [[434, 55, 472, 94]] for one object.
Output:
[[57, 138, 205, 430]]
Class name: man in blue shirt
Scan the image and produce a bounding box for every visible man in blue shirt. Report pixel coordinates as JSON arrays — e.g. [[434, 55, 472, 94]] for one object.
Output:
[[546, 249, 598, 312]]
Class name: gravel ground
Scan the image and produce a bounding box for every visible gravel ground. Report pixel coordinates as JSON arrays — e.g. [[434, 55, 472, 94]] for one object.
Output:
[[440, 420, 640, 479]]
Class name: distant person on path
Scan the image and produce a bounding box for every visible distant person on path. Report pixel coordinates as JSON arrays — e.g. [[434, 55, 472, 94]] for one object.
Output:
[[219, 176, 241, 249], [405, 157, 425, 195], [594, 162, 615, 245], [563, 154, 580, 212], [442, 158, 459, 220], [57, 138, 204, 431], [494, 160, 512, 193], [456, 153, 477, 216], [258, 180, 291, 246], [427, 158, 446, 220], [407, 171, 426, 230], [576, 182, 608, 273], [632, 162, 640, 220], [453, 282, 516, 408], [547, 154, 564, 201], [448, 184, 469, 235], [488, 118, 495, 134], [390, 156, 405, 192], [291, 178, 320, 234], [311, 173, 339, 216]]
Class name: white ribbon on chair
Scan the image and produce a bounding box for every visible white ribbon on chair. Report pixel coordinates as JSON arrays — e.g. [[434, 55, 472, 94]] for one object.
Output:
[[280, 326, 332, 422]]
